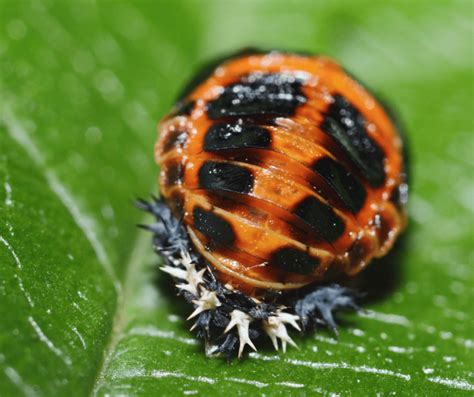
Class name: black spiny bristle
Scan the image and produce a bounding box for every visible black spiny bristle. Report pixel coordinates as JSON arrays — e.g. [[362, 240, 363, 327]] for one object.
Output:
[[294, 285, 362, 332]]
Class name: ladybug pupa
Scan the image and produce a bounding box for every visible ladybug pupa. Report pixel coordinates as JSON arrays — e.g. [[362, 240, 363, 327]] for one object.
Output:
[[139, 49, 408, 358]]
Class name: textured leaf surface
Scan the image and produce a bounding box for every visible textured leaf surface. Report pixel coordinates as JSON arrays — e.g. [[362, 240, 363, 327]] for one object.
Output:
[[0, 1, 472, 396]]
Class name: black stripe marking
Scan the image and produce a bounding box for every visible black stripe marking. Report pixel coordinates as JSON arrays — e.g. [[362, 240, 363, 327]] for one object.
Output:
[[321, 94, 386, 187], [193, 206, 235, 246], [294, 196, 345, 242], [162, 130, 188, 153], [204, 123, 272, 151], [269, 247, 320, 275], [207, 73, 306, 119], [198, 161, 254, 194], [312, 157, 367, 213], [171, 100, 195, 116], [164, 162, 184, 187]]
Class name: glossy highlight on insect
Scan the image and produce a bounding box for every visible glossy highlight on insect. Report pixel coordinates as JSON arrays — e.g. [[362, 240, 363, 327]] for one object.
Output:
[[140, 48, 408, 358]]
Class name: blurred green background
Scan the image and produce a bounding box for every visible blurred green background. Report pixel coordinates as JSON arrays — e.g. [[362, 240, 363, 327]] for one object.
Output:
[[0, 1, 472, 396]]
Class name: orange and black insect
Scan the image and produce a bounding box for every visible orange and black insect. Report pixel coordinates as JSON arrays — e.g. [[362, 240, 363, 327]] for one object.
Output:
[[141, 49, 408, 357]]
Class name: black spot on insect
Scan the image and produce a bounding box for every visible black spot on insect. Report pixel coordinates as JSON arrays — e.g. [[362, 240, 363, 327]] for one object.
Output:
[[193, 206, 235, 246], [172, 100, 195, 116], [176, 48, 266, 101], [293, 196, 345, 243], [374, 212, 394, 248], [198, 161, 254, 195], [342, 66, 410, 185], [204, 123, 272, 152], [207, 72, 307, 120], [164, 161, 184, 187], [312, 157, 366, 213], [389, 182, 408, 209], [168, 190, 184, 216], [269, 247, 320, 275], [162, 130, 188, 153], [321, 94, 386, 187], [346, 235, 372, 268]]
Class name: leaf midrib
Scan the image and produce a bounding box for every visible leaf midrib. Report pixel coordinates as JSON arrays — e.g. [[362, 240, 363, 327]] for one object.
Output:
[[91, 220, 152, 396]]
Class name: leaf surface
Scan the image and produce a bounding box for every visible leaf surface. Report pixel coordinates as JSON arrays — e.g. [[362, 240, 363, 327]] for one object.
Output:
[[0, 1, 472, 396]]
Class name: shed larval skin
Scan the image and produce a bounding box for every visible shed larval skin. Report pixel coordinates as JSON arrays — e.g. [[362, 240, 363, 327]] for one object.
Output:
[[155, 51, 407, 296]]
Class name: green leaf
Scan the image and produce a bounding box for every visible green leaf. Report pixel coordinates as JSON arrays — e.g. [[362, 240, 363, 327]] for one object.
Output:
[[0, 1, 472, 396]]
